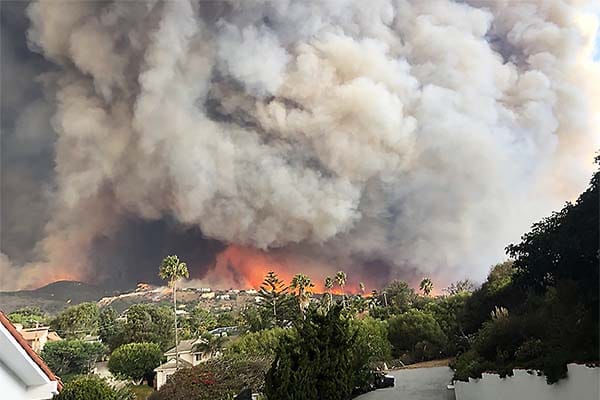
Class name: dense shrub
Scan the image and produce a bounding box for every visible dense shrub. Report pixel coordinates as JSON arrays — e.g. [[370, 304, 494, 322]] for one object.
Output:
[[264, 306, 355, 400], [387, 309, 446, 361], [56, 375, 134, 400], [226, 327, 289, 358], [148, 357, 271, 400], [41, 340, 106, 380], [108, 342, 163, 383]]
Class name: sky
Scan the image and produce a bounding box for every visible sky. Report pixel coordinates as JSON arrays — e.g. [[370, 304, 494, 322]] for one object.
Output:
[[1, 0, 599, 293]]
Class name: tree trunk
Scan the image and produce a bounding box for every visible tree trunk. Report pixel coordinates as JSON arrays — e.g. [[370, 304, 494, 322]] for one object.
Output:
[[174, 280, 179, 370]]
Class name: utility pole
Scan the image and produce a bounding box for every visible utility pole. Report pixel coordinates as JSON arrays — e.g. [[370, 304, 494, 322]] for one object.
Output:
[[173, 279, 179, 370]]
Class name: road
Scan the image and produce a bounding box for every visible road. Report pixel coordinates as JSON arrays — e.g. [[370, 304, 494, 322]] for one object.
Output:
[[355, 367, 455, 400]]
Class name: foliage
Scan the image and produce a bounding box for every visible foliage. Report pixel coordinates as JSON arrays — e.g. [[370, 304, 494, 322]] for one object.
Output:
[[258, 272, 294, 328], [506, 159, 599, 312], [148, 357, 271, 400], [381, 280, 416, 314], [50, 302, 100, 339], [180, 306, 218, 338], [158, 255, 189, 284], [215, 311, 240, 327], [226, 328, 289, 358], [193, 332, 227, 358], [290, 273, 314, 314], [8, 307, 49, 328], [425, 292, 471, 355], [119, 304, 174, 350], [108, 342, 163, 383], [419, 278, 433, 296], [454, 162, 599, 384], [350, 316, 392, 364], [99, 307, 125, 351], [264, 305, 367, 400], [387, 309, 447, 361], [41, 340, 106, 380], [56, 375, 134, 400], [443, 279, 475, 296]]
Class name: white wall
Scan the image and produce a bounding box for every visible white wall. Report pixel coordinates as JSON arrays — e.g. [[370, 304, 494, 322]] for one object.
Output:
[[455, 363, 599, 400], [0, 360, 28, 400]]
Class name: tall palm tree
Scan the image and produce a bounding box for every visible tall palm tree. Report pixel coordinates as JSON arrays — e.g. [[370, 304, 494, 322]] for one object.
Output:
[[193, 332, 226, 359], [324, 276, 333, 309], [359, 282, 365, 295], [159, 255, 189, 369], [290, 274, 314, 315], [335, 270, 347, 307], [419, 277, 434, 296]]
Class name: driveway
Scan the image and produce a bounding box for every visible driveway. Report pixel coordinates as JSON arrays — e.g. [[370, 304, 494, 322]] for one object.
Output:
[[355, 366, 455, 400]]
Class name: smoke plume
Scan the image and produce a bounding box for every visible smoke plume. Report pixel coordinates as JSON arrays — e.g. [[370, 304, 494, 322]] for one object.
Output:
[[1, 0, 599, 291]]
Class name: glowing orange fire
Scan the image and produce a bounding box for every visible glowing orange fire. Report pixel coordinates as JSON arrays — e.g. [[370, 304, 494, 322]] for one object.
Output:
[[202, 245, 369, 294]]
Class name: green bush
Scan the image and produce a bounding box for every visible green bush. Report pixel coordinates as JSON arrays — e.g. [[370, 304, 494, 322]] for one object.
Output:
[[57, 375, 134, 400], [108, 343, 163, 383], [387, 309, 446, 361], [226, 328, 289, 358], [264, 305, 372, 400], [41, 340, 106, 380]]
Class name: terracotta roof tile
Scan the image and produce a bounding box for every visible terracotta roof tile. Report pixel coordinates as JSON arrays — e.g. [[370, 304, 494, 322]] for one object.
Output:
[[0, 311, 63, 391]]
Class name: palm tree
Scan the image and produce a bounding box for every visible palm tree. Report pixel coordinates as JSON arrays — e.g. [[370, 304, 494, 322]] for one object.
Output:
[[324, 276, 333, 309], [359, 282, 365, 295], [159, 255, 189, 369], [193, 332, 226, 359], [419, 277, 433, 296], [335, 270, 347, 307], [290, 274, 314, 315]]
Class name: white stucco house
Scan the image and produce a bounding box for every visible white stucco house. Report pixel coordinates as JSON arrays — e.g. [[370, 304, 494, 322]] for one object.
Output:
[[0, 311, 62, 399], [154, 338, 213, 390]]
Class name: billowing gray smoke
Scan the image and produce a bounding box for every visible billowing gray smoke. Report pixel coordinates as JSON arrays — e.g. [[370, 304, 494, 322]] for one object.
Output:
[[1, 0, 599, 290]]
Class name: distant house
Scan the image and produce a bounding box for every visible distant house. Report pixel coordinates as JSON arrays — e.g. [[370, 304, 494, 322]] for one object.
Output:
[[154, 338, 212, 390], [14, 324, 62, 353], [208, 326, 238, 337], [0, 312, 62, 399]]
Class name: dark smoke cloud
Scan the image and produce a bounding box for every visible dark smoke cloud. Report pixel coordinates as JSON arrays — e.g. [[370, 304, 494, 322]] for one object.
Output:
[[1, 0, 599, 291]]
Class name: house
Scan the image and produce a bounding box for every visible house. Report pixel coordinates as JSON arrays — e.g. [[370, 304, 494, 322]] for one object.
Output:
[[154, 338, 212, 390], [14, 325, 62, 353], [0, 311, 62, 399]]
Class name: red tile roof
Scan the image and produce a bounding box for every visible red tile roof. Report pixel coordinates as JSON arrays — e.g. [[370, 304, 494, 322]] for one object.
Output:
[[0, 311, 63, 391]]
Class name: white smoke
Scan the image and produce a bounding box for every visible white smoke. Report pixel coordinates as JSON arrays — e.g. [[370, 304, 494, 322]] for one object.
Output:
[[2, 0, 599, 290]]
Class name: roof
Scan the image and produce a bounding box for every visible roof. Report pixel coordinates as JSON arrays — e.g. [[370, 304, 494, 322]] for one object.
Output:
[[164, 338, 206, 355], [154, 356, 193, 371], [0, 311, 63, 391]]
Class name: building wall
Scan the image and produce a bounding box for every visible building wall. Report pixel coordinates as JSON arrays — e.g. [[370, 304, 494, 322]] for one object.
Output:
[[0, 360, 28, 400], [455, 364, 599, 400]]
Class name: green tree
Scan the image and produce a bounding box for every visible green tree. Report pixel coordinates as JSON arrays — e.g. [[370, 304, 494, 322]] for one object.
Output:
[[444, 279, 475, 296], [290, 273, 314, 314], [8, 307, 49, 328], [419, 278, 433, 296], [193, 332, 227, 358], [226, 328, 288, 358], [121, 304, 174, 350], [382, 280, 415, 314], [180, 306, 217, 338], [108, 342, 163, 384], [99, 307, 126, 351], [158, 255, 189, 370], [258, 271, 290, 328], [335, 270, 347, 307], [264, 305, 362, 400], [506, 158, 598, 310], [387, 309, 447, 361], [50, 302, 99, 339], [57, 375, 133, 400], [41, 340, 106, 379]]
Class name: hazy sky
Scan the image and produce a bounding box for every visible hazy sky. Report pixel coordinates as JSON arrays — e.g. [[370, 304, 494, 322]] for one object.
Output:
[[1, 0, 599, 292]]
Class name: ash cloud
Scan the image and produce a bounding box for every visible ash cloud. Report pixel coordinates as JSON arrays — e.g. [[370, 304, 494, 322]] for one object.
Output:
[[1, 0, 599, 290]]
